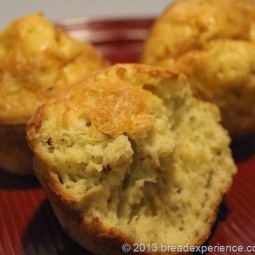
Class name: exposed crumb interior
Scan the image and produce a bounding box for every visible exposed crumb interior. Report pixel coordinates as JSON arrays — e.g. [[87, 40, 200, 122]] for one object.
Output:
[[30, 65, 236, 246]]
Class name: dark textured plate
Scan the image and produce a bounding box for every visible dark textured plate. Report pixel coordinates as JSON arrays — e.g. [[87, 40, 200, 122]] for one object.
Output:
[[1, 17, 255, 255], [56, 17, 154, 64]]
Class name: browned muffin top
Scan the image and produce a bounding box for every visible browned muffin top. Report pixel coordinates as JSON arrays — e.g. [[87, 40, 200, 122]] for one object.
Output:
[[0, 13, 107, 125]]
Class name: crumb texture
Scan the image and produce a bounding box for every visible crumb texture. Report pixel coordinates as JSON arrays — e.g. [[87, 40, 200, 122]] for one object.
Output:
[[142, 0, 255, 135], [27, 64, 236, 252]]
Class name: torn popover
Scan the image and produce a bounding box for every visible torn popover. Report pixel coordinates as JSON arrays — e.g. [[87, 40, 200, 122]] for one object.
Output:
[[27, 64, 236, 255]]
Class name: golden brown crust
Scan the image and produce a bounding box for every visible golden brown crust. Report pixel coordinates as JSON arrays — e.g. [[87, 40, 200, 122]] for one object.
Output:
[[142, 0, 255, 135], [0, 13, 108, 125], [142, 0, 255, 63], [70, 81, 155, 136], [27, 64, 188, 139]]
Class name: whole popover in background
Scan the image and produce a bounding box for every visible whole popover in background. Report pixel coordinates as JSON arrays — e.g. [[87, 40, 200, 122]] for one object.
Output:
[[142, 0, 255, 136], [27, 64, 236, 255], [0, 13, 108, 175]]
